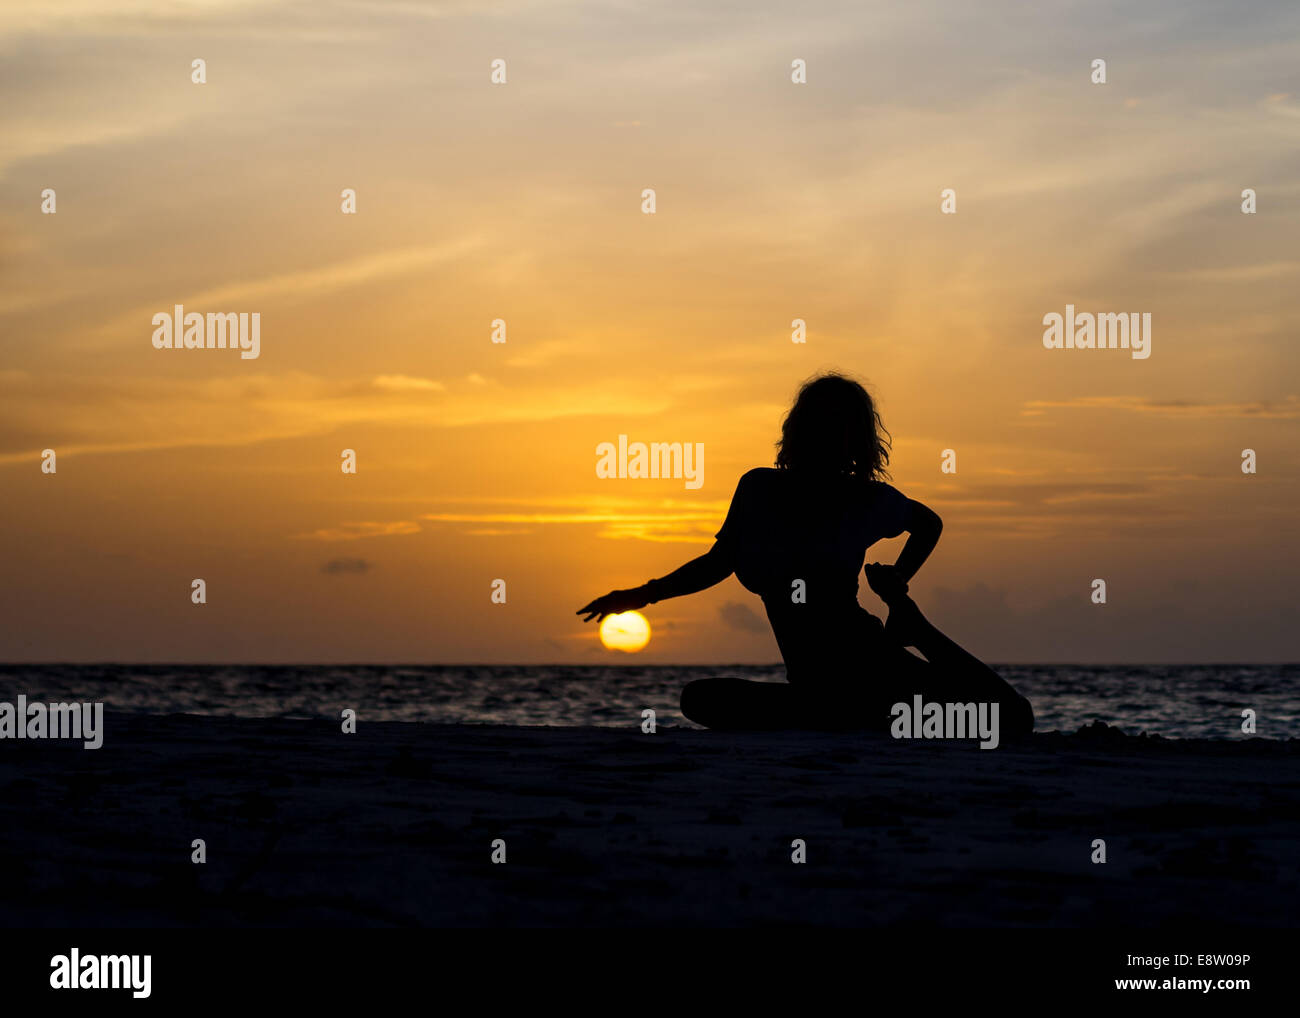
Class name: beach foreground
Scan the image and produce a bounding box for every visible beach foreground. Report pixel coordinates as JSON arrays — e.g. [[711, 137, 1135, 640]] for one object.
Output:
[[1, 713, 1296, 927]]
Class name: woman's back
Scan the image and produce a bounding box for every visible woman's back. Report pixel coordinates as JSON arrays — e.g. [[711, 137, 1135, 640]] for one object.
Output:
[[716, 467, 910, 599], [714, 467, 912, 685]]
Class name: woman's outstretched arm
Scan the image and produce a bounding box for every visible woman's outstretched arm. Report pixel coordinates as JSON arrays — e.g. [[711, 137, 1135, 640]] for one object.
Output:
[[577, 542, 734, 623]]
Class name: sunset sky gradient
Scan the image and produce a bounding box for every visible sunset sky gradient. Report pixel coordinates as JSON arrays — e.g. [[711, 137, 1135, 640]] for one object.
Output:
[[2, 0, 1298, 663]]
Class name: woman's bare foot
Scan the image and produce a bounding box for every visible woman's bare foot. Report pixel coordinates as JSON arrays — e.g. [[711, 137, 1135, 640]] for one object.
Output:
[[883, 594, 929, 648], [864, 563, 929, 648], [864, 562, 908, 605]]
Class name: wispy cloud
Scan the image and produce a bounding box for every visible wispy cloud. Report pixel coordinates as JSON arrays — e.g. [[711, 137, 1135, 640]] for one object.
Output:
[[421, 508, 721, 543], [719, 601, 766, 633], [322, 557, 374, 574], [1165, 261, 1300, 283], [295, 521, 421, 542], [0, 371, 678, 465], [372, 375, 445, 392], [1022, 396, 1300, 419]]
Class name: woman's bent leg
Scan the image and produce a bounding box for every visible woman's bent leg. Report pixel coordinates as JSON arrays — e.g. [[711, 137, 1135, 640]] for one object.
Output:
[[681, 678, 852, 731], [866, 567, 1033, 738], [883, 612, 1034, 739]]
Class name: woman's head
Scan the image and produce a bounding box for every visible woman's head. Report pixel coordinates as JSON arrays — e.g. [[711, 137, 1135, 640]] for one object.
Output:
[[775, 372, 891, 480]]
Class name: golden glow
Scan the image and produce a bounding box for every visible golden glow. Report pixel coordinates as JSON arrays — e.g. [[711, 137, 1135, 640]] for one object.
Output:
[[599, 612, 651, 653], [1, 2, 1297, 665]]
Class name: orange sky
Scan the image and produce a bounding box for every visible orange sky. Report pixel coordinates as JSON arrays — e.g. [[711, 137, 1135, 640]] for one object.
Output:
[[2, 0, 1298, 663]]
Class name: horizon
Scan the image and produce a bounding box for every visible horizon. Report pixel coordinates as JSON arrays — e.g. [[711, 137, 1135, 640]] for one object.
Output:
[[5, 659, 1300, 667]]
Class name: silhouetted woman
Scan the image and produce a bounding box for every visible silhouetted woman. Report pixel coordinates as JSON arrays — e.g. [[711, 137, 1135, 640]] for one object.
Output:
[[577, 373, 1033, 736]]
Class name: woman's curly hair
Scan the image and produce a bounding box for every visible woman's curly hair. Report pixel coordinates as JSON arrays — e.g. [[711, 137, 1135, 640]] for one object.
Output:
[[775, 372, 891, 481]]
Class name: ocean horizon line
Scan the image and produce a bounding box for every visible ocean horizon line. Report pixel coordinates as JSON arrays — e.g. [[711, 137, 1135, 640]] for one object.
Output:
[[4, 660, 1299, 669]]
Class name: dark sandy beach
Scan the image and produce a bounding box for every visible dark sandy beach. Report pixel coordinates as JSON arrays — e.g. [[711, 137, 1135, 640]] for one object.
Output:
[[2, 713, 1296, 927]]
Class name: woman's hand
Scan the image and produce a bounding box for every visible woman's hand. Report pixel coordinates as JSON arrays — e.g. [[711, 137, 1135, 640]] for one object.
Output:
[[576, 587, 650, 623], [863, 562, 909, 605]]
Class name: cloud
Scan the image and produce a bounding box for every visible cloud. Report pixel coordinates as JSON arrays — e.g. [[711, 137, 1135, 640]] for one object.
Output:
[[0, 371, 678, 465], [321, 557, 373, 574], [1022, 396, 1300, 419], [718, 601, 767, 633], [296, 522, 420, 542], [420, 506, 722, 543], [931, 583, 1014, 633], [130, 242, 484, 325], [296, 495, 730, 546], [372, 375, 445, 392], [503, 340, 585, 369], [1167, 261, 1300, 283]]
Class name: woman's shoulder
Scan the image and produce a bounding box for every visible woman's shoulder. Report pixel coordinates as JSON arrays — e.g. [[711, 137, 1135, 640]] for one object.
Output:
[[860, 477, 906, 498], [852, 477, 910, 515], [737, 468, 904, 492], [857, 478, 911, 535], [725, 468, 784, 511], [732, 468, 907, 503], [729, 467, 781, 495]]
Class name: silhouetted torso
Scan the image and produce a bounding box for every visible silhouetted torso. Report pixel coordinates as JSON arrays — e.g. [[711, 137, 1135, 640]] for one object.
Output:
[[715, 467, 909, 688]]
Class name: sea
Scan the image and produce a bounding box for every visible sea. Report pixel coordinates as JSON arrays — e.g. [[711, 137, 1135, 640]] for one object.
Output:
[[2, 664, 1297, 739]]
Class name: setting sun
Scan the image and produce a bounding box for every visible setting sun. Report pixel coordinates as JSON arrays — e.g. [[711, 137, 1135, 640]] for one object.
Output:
[[598, 612, 651, 653]]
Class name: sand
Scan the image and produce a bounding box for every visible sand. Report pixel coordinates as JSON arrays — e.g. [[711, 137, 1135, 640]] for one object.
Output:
[[1, 713, 1296, 927]]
